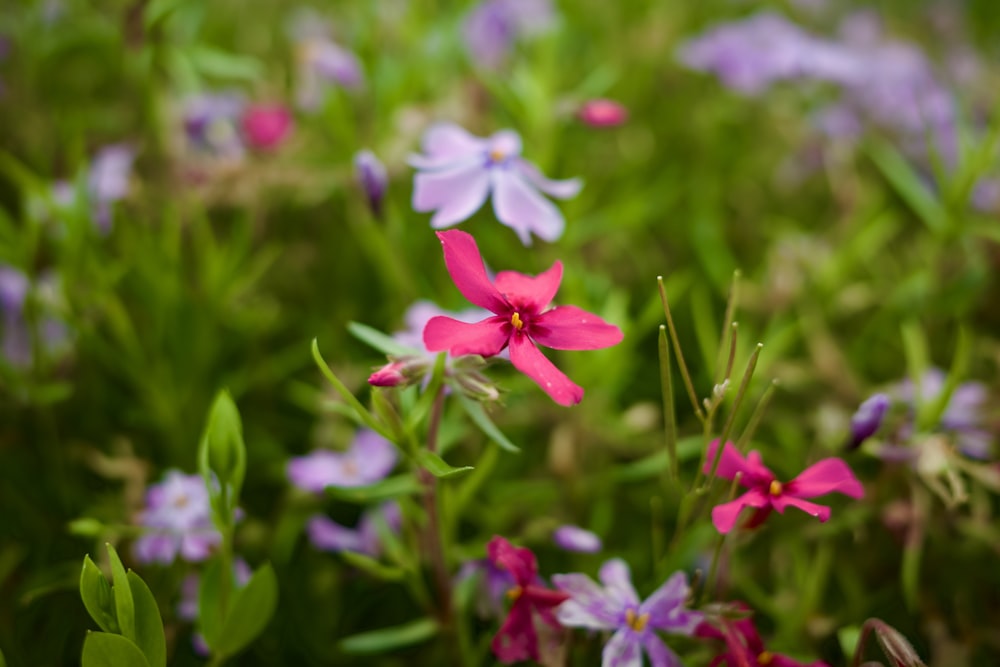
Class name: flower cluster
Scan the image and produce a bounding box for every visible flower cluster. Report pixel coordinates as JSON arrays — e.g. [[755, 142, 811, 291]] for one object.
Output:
[[133, 471, 221, 565], [287, 429, 398, 492]]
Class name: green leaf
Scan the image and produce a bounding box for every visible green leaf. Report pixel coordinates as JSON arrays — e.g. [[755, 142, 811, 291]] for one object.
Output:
[[127, 572, 166, 667], [312, 339, 396, 440], [325, 474, 422, 503], [417, 450, 473, 478], [80, 556, 118, 633], [81, 632, 151, 667], [106, 545, 136, 642], [197, 558, 224, 650], [199, 389, 247, 514], [347, 321, 417, 357], [189, 45, 263, 82], [214, 563, 279, 657], [143, 0, 192, 30], [867, 140, 947, 234], [339, 617, 439, 654], [339, 550, 407, 582], [455, 393, 519, 453]]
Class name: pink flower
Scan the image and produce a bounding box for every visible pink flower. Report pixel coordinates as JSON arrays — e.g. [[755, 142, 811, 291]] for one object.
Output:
[[578, 99, 629, 127], [704, 440, 864, 534], [696, 602, 832, 667], [423, 230, 623, 406], [241, 104, 293, 151], [488, 536, 569, 663]]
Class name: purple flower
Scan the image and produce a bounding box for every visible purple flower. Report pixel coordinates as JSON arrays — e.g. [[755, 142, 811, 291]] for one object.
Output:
[[410, 123, 581, 245], [306, 501, 401, 557], [133, 471, 221, 565], [895, 369, 992, 459], [287, 429, 397, 492], [463, 0, 555, 69], [553, 560, 702, 667], [289, 12, 363, 110], [88, 144, 134, 232], [182, 93, 247, 158], [0, 267, 70, 368], [354, 150, 388, 219], [850, 392, 891, 448], [456, 557, 517, 619], [552, 525, 602, 553]]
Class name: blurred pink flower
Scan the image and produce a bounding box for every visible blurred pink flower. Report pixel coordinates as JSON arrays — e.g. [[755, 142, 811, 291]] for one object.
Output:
[[423, 230, 623, 406], [578, 99, 628, 127], [241, 104, 293, 151], [704, 440, 864, 534], [697, 602, 832, 667]]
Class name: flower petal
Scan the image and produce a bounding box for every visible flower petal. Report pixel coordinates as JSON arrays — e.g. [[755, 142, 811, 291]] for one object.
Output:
[[598, 558, 640, 607], [552, 573, 619, 629], [421, 122, 488, 159], [306, 515, 366, 553], [786, 458, 864, 499], [491, 168, 566, 245], [348, 429, 399, 483], [532, 305, 624, 351], [602, 628, 643, 667], [287, 450, 346, 492], [487, 536, 537, 586], [710, 489, 770, 534], [494, 261, 563, 313], [642, 631, 683, 667], [703, 440, 774, 486], [434, 230, 510, 313], [412, 163, 491, 228], [515, 158, 583, 199], [492, 599, 539, 663], [770, 495, 832, 522], [508, 332, 583, 406], [423, 315, 509, 357], [641, 572, 702, 635]]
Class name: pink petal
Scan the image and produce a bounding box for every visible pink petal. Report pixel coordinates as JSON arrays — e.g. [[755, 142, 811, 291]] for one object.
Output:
[[552, 573, 619, 629], [703, 440, 772, 485], [422, 122, 488, 159], [786, 458, 865, 499], [492, 599, 539, 663], [770, 495, 832, 522], [422, 315, 510, 357], [515, 158, 583, 199], [531, 305, 624, 351], [508, 333, 583, 406], [412, 163, 491, 228], [494, 261, 563, 313], [434, 230, 509, 313], [491, 168, 566, 245], [710, 489, 770, 534]]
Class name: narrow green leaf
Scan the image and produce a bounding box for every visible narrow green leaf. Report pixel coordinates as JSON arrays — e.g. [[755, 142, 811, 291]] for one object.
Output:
[[325, 474, 422, 503], [106, 545, 136, 642], [312, 339, 395, 440], [347, 321, 417, 357], [455, 393, 519, 452], [339, 617, 439, 654], [417, 450, 473, 478], [80, 556, 119, 633], [143, 0, 190, 30], [339, 550, 407, 581], [81, 632, 151, 667], [867, 140, 947, 233], [127, 572, 166, 667], [188, 46, 263, 82], [215, 564, 279, 656]]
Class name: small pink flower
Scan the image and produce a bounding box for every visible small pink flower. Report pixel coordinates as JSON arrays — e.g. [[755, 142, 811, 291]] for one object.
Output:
[[241, 104, 293, 151], [423, 230, 623, 406], [578, 99, 628, 127], [704, 440, 864, 534], [696, 602, 832, 667]]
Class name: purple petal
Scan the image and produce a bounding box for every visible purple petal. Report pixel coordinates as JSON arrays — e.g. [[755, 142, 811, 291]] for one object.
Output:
[[642, 631, 683, 667], [552, 572, 619, 629], [641, 572, 701, 634], [287, 450, 346, 492], [0, 266, 29, 312], [850, 393, 890, 446], [422, 315, 510, 357], [412, 162, 491, 229], [515, 159, 582, 199], [491, 168, 566, 245], [602, 627, 643, 667], [531, 305, 624, 351], [508, 332, 583, 406], [421, 122, 488, 159], [179, 532, 221, 562], [493, 262, 563, 313], [598, 558, 640, 608], [133, 533, 178, 565], [433, 230, 509, 313], [552, 525, 602, 553], [307, 515, 366, 553], [347, 429, 398, 483]]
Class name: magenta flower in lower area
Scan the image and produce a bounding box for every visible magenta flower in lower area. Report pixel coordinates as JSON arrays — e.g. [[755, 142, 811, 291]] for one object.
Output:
[[704, 440, 864, 534], [133, 471, 221, 564], [287, 429, 397, 492], [423, 230, 623, 406], [696, 604, 831, 667], [410, 123, 581, 245], [554, 560, 702, 667], [306, 502, 401, 557], [488, 536, 569, 663]]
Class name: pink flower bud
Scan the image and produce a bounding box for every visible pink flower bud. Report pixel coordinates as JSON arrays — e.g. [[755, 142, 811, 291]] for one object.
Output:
[[578, 99, 628, 127], [242, 104, 293, 150], [368, 360, 407, 387]]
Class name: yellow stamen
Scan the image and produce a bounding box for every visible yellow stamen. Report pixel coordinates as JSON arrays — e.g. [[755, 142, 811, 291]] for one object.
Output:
[[506, 586, 523, 601], [625, 609, 650, 632], [489, 149, 506, 163], [511, 312, 524, 330], [768, 480, 783, 496], [757, 650, 774, 665], [173, 494, 190, 509]]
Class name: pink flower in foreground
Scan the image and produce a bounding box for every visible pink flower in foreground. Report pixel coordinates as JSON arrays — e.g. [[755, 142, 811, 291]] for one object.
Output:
[[423, 230, 623, 405], [704, 440, 864, 534], [696, 603, 832, 667], [488, 536, 569, 663], [578, 99, 629, 127], [241, 104, 293, 151]]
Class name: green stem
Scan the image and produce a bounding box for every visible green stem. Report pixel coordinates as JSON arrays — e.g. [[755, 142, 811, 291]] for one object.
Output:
[[658, 276, 705, 422]]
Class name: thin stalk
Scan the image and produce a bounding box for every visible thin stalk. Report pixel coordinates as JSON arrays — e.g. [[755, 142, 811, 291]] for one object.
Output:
[[735, 380, 779, 453], [714, 270, 741, 386], [658, 276, 704, 422], [657, 326, 679, 482], [703, 344, 763, 490]]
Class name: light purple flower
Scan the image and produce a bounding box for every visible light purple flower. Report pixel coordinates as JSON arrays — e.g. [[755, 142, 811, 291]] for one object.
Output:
[[287, 429, 397, 492], [306, 501, 401, 557], [0, 267, 70, 368], [410, 123, 581, 245], [182, 93, 247, 158], [289, 11, 363, 110], [553, 525, 602, 553], [895, 369, 992, 459], [553, 560, 702, 667], [133, 471, 221, 565], [456, 557, 517, 619], [463, 0, 555, 69], [88, 144, 135, 232], [354, 149, 388, 219], [850, 392, 891, 448]]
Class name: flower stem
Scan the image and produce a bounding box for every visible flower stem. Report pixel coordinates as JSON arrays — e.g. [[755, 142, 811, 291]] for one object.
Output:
[[658, 276, 705, 422]]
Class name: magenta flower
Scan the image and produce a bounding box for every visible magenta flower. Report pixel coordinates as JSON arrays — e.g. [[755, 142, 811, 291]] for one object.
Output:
[[554, 560, 702, 667], [488, 536, 569, 663], [133, 471, 221, 564], [287, 429, 397, 492], [423, 230, 623, 406], [704, 440, 864, 534], [241, 103, 293, 151], [410, 123, 582, 245], [578, 99, 629, 127], [696, 603, 831, 667]]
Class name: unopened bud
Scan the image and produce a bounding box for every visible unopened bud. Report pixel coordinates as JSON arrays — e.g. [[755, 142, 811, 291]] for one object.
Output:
[[578, 99, 628, 127], [354, 149, 387, 219], [242, 103, 294, 151], [856, 618, 927, 667], [850, 393, 890, 448], [368, 355, 429, 388]]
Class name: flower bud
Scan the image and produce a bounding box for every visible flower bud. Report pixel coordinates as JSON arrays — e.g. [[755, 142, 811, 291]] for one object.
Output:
[[242, 103, 293, 151], [850, 393, 891, 448], [367, 355, 429, 388], [578, 99, 628, 127], [354, 149, 388, 218]]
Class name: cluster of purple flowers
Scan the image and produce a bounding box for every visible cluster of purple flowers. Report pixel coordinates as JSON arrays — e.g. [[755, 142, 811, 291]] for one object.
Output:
[[0, 265, 70, 369]]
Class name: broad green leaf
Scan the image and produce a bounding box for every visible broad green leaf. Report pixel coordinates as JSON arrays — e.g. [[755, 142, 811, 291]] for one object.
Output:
[[143, 0, 192, 30], [106, 545, 136, 642], [80, 556, 118, 633], [455, 393, 519, 452], [339, 550, 406, 582], [417, 450, 473, 478], [127, 572, 166, 667], [81, 632, 151, 667], [189, 46, 263, 83], [214, 564, 279, 657], [197, 558, 224, 650], [339, 617, 438, 654], [325, 474, 422, 503], [347, 321, 416, 357]]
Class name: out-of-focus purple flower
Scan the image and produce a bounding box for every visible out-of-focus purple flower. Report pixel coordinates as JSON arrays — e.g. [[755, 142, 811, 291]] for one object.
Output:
[[578, 99, 628, 128], [88, 144, 134, 232], [241, 103, 294, 151], [850, 393, 891, 448], [0, 267, 71, 368], [410, 123, 581, 245], [553, 560, 702, 667], [552, 525, 602, 553], [287, 429, 397, 492], [463, 0, 555, 69], [289, 11, 363, 110], [183, 93, 247, 159], [133, 471, 221, 565], [306, 501, 401, 558], [894, 369, 992, 459], [456, 557, 517, 619], [354, 149, 388, 218], [972, 178, 1000, 213]]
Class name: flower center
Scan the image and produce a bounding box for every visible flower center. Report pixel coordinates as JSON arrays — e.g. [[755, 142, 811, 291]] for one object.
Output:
[[489, 148, 507, 163], [757, 650, 774, 665], [506, 585, 523, 601], [768, 480, 783, 496], [172, 494, 190, 509], [511, 312, 525, 330], [625, 608, 649, 632]]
